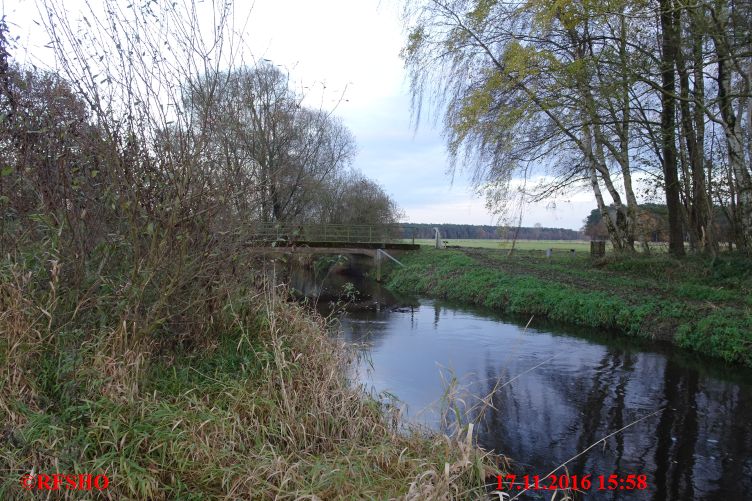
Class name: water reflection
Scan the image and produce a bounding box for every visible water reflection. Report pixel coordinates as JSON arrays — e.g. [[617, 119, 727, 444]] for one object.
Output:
[[339, 299, 752, 501]]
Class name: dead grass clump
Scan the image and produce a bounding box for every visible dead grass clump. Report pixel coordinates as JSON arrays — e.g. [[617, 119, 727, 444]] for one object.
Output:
[[1, 275, 502, 500], [0, 266, 46, 426]]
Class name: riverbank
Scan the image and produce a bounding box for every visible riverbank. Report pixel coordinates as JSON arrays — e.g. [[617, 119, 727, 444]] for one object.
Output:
[[0, 253, 499, 499], [386, 248, 752, 367]]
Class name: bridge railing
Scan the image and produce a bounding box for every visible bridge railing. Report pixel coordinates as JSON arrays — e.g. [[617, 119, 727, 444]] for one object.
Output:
[[249, 223, 418, 245]]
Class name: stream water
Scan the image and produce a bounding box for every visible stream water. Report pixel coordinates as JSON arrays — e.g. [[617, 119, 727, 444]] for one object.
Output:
[[292, 267, 752, 500]]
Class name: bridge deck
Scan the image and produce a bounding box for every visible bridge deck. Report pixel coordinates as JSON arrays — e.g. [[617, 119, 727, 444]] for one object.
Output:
[[248, 223, 417, 246], [245, 225, 419, 281], [247, 241, 419, 250]]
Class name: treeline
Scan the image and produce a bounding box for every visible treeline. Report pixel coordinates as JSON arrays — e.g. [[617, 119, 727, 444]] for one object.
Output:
[[403, 0, 752, 256], [583, 204, 736, 247], [404, 223, 583, 240], [0, 29, 400, 269]]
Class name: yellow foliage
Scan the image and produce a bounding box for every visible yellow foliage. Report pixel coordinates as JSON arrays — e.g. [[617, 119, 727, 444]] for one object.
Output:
[[523, 0, 631, 31], [468, 0, 498, 24]]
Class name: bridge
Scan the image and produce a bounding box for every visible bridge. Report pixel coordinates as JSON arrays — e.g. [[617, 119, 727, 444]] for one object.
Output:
[[246, 223, 420, 280]]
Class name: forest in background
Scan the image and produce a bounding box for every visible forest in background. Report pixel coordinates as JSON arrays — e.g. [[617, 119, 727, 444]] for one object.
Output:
[[403, 223, 583, 240]]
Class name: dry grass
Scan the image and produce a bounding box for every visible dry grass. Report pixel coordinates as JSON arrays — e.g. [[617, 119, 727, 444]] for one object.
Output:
[[0, 256, 502, 500], [0, 267, 44, 428]]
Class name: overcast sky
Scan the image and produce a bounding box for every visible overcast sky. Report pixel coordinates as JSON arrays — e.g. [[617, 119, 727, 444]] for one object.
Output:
[[6, 0, 598, 229]]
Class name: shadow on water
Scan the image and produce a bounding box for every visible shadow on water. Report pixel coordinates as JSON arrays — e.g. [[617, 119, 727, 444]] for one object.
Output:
[[286, 255, 418, 313], [289, 263, 752, 500]]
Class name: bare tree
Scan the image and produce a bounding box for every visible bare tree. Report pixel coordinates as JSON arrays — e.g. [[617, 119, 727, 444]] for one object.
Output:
[[188, 64, 358, 223], [315, 170, 403, 226]]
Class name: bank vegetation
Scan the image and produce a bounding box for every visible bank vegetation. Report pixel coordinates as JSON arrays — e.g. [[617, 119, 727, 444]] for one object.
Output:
[[387, 249, 752, 366]]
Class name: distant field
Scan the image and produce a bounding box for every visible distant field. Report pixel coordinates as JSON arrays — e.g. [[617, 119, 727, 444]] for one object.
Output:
[[407, 238, 593, 251]]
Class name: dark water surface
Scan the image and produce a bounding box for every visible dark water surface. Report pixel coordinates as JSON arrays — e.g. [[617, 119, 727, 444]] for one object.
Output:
[[337, 299, 752, 500]]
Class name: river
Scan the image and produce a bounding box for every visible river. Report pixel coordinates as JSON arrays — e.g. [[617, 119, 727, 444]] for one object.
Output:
[[292, 267, 752, 500]]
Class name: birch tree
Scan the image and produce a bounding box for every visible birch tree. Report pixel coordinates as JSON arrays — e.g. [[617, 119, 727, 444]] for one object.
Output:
[[707, 0, 752, 249], [402, 0, 648, 251]]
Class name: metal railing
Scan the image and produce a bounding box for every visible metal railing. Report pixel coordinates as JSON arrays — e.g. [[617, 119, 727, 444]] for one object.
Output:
[[248, 223, 417, 245]]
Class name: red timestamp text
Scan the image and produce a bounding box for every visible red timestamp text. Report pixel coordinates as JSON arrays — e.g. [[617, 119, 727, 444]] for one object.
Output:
[[496, 473, 648, 492]]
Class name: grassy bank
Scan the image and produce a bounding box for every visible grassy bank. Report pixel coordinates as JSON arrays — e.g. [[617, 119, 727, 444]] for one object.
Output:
[[386, 248, 752, 366], [0, 248, 500, 500]]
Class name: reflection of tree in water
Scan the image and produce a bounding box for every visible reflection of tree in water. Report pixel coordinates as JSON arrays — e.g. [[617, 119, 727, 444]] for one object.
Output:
[[468, 345, 752, 500], [473, 349, 752, 501], [606, 350, 634, 481], [649, 362, 752, 500], [341, 300, 752, 500], [471, 355, 580, 472], [652, 361, 699, 500], [577, 352, 630, 479], [470, 349, 631, 497], [697, 383, 752, 499]]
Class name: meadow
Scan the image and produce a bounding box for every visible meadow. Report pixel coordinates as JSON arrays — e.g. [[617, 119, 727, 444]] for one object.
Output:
[[407, 238, 678, 254], [409, 238, 593, 251]]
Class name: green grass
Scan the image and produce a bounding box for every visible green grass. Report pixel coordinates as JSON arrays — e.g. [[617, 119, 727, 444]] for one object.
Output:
[[407, 238, 592, 251], [386, 248, 752, 366], [405, 238, 675, 253]]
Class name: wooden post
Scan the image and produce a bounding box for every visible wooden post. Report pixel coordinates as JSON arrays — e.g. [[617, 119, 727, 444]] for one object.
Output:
[[590, 240, 606, 257]]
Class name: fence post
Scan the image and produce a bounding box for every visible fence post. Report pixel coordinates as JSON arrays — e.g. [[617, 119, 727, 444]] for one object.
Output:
[[590, 240, 606, 257]]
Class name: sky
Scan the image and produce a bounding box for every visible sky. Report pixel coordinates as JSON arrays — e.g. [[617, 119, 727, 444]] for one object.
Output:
[[5, 0, 597, 230]]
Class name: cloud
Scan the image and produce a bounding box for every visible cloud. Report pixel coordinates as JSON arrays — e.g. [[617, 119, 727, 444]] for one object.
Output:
[[403, 188, 593, 229], [9, 0, 602, 230]]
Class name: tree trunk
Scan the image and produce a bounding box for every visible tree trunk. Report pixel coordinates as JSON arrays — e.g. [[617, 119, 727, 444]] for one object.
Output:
[[584, 126, 625, 252], [675, 2, 714, 255], [569, 27, 635, 253], [710, 0, 752, 251], [660, 0, 686, 257]]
